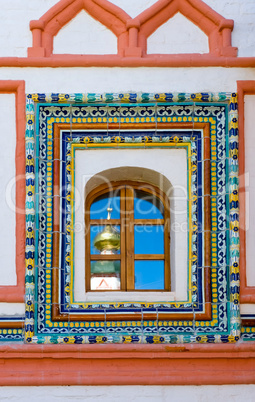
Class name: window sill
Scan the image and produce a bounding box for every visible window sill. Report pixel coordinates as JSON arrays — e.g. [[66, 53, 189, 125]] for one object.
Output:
[[82, 291, 175, 302]]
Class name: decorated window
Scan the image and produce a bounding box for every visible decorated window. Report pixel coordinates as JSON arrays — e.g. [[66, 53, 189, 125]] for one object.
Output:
[[85, 181, 170, 292], [24, 92, 240, 345]]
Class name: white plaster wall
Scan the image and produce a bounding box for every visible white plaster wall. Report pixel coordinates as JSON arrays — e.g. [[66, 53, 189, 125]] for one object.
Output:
[[0, 303, 24, 316], [205, 0, 255, 57], [0, 67, 255, 94], [109, 0, 159, 18], [74, 147, 188, 302], [240, 304, 255, 314], [147, 13, 209, 54], [244, 94, 255, 286], [1, 385, 255, 402], [53, 10, 117, 55], [0, 94, 16, 286], [0, 0, 254, 57], [0, 0, 58, 57]]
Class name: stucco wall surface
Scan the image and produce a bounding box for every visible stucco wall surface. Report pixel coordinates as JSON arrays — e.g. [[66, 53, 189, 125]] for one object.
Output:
[[147, 12, 209, 54], [53, 10, 118, 55], [244, 94, 255, 287], [0, 0, 254, 57], [0, 94, 16, 285], [1, 385, 255, 402], [0, 67, 255, 93]]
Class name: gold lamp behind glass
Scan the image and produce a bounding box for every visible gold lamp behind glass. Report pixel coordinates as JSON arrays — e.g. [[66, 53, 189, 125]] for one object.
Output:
[[93, 207, 120, 254], [90, 207, 121, 290]]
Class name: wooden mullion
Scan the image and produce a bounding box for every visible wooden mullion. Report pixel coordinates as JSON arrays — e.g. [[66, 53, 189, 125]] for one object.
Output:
[[120, 188, 126, 290], [164, 196, 171, 291], [133, 219, 164, 225], [134, 254, 165, 260], [125, 186, 134, 290]]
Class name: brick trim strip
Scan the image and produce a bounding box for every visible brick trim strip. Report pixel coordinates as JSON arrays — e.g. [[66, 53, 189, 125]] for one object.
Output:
[[0, 81, 26, 303], [0, 344, 255, 385]]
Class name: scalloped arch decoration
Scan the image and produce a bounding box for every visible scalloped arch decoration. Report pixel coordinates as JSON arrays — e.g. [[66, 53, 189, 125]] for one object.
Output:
[[28, 0, 129, 57], [27, 0, 237, 62]]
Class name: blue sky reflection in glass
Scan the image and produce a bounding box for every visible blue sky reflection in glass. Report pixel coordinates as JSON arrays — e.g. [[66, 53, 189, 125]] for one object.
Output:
[[134, 225, 164, 254], [90, 192, 120, 219], [134, 190, 164, 219], [135, 261, 164, 290]]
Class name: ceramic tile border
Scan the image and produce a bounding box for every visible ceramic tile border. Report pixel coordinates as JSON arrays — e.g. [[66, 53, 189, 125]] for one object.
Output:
[[36, 111, 206, 338], [33, 105, 216, 342], [237, 81, 255, 305], [48, 123, 210, 324], [24, 92, 240, 344]]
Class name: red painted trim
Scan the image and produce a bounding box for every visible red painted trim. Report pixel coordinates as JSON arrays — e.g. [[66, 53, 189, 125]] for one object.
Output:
[[0, 55, 255, 68], [27, 0, 238, 60], [28, 0, 129, 57], [137, 0, 237, 57], [0, 81, 26, 303], [0, 343, 255, 385], [238, 81, 255, 304]]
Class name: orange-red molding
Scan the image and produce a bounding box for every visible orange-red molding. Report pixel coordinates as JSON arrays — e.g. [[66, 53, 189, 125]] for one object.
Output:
[[238, 81, 255, 304], [0, 56, 255, 67], [25, 0, 240, 63], [0, 344, 255, 385], [28, 0, 129, 58], [0, 81, 25, 303], [136, 0, 237, 57]]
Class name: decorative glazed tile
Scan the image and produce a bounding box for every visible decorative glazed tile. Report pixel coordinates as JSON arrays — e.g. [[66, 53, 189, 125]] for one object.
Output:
[[2, 92, 240, 344]]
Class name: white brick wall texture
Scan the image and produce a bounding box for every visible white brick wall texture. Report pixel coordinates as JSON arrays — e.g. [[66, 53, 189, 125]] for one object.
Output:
[[1, 385, 255, 402]]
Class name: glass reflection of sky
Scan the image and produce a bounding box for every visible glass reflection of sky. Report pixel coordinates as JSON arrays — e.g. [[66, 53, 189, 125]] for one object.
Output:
[[90, 194, 120, 219], [90, 191, 165, 290], [134, 225, 164, 254], [90, 225, 120, 255], [135, 261, 164, 290], [134, 191, 164, 219]]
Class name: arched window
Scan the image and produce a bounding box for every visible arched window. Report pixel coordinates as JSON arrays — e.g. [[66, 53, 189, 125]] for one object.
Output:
[[85, 181, 170, 292]]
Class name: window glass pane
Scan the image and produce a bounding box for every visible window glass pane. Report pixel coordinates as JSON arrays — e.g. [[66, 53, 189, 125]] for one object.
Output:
[[134, 225, 164, 254], [90, 225, 120, 255], [135, 260, 164, 290], [91, 260, 120, 290], [90, 192, 120, 219], [134, 190, 164, 219]]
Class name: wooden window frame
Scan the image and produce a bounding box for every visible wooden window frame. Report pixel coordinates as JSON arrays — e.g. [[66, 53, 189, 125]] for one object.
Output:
[[85, 180, 171, 292]]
